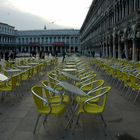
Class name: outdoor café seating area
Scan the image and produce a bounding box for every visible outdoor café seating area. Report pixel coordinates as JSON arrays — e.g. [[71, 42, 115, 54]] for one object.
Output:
[[92, 58, 140, 104], [0, 56, 140, 140]]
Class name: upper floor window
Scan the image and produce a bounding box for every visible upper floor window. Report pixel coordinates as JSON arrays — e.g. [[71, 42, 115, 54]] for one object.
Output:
[[30, 38, 32, 42], [66, 37, 69, 43], [62, 37, 65, 42], [50, 37, 52, 43], [18, 38, 21, 43], [132, 0, 135, 12], [38, 38, 40, 43], [138, 0, 140, 8], [42, 37, 44, 43], [46, 37, 48, 43], [22, 38, 24, 43], [58, 37, 60, 42], [26, 38, 28, 43]]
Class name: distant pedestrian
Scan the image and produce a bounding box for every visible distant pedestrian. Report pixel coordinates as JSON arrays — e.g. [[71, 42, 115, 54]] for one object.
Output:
[[62, 50, 66, 62], [91, 51, 95, 58], [5, 51, 9, 61], [9, 50, 14, 60]]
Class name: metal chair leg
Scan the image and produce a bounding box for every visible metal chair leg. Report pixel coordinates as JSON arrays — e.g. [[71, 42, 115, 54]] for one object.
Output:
[[100, 114, 107, 127], [75, 114, 81, 126], [43, 115, 48, 126], [33, 114, 41, 134], [133, 91, 140, 104], [128, 90, 133, 101]]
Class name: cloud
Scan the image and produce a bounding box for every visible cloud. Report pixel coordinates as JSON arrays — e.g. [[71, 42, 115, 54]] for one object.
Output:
[[0, 1, 71, 30]]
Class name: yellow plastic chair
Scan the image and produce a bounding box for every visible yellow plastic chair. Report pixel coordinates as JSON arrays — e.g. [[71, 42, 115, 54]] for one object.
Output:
[[0, 75, 19, 100], [75, 86, 111, 127], [75, 80, 105, 104], [75, 73, 96, 88], [127, 74, 140, 103], [42, 80, 70, 105], [31, 85, 66, 133], [79, 75, 97, 93]]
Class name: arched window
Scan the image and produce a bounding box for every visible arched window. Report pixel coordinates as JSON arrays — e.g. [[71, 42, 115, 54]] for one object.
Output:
[[138, 0, 140, 8], [128, 0, 130, 15], [132, 0, 135, 11]]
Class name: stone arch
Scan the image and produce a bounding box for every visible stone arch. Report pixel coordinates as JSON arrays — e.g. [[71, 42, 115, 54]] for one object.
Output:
[[114, 33, 119, 58], [109, 34, 113, 57], [134, 23, 140, 60], [118, 30, 125, 58], [125, 27, 134, 60]]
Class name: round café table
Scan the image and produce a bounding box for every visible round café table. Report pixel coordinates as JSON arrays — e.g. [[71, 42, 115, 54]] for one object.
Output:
[[58, 81, 86, 129], [62, 68, 77, 72], [17, 65, 31, 69], [61, 72, 80, 81], [0, 73, 9, 82], [65, 65, 76, 68], [28, 63, 39, 66], [58, 81, 86, 96]]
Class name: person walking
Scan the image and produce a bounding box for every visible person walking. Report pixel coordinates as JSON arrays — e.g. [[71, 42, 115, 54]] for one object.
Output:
[[62, 50, 66, 62]]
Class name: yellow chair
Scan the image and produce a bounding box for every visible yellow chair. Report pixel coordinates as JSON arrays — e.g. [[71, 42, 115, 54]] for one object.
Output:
[[75, 86, 111, 127], [42, 80, 70, 105], [127, 74, 140, 103], [75, 73, 96, 88], [0, 75, 19, 100], [75, 80, 105, 104], [31, 85, 66, 133]]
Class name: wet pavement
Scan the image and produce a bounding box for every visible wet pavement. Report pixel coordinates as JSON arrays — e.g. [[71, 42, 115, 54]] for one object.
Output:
[[0, 57, 140, 140]]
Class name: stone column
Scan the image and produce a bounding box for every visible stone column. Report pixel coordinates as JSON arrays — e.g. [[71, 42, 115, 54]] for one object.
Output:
[[105, 41, 108, 58], [102, 42, 105, 57], [124, 41, 128, 59], [113, 34, 116, 58], [109, 39, 112, 58], [132, 38, 137, 61], [118, 39, 121, 58]]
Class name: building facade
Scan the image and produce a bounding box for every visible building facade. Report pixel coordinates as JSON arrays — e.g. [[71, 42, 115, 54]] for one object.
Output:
[[80, 0, 140, 61], [0, 22, 80, 55], [0, 22, 16, 51], [16, 29, 80, 54]]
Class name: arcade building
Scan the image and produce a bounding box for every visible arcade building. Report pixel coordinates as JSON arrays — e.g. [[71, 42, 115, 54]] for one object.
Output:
[[0, 22, 80, 55]]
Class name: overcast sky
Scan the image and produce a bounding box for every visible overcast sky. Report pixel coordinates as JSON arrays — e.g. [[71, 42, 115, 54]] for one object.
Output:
[[0, 0, 93, 30]]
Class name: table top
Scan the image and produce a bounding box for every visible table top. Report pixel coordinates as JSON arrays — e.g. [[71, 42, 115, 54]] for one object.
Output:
[[0, 73, 9, 81], [62, 68, 77, 72], [65, 65, 76, 68], [43, 85, 60, 94], [66, 62, 76, 65], [8, 60, 15, 63], [58, 81, 86, 96], [28, 63, 39, 65], [61, 72, 80, 81], [17, 65, 31, 69], [5, 69, 21, 72]]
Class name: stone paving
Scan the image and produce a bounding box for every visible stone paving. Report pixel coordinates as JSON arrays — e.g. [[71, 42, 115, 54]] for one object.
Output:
[[0, 57, 140, 140]]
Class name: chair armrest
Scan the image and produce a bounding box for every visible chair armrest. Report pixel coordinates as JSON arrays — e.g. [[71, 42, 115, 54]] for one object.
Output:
[[84, 87, 110, 104], [87, 83, 103, 95], [80, 76, 94, 85], [31, 88, 48, 105], [43, 84, 64, 104], [80, 80, 98, 90]]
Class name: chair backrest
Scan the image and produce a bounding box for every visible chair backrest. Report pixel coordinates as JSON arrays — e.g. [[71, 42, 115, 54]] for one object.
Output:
[[85, 86, 111, 112], [80, 78, 102, 92], [87, 80, 105, 95], [42, 80, 60, 97], [42, 80, 53, 98], [48, 74, 59, 87], [81, 73, 96, 82], [31, 86, 48, 111]]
